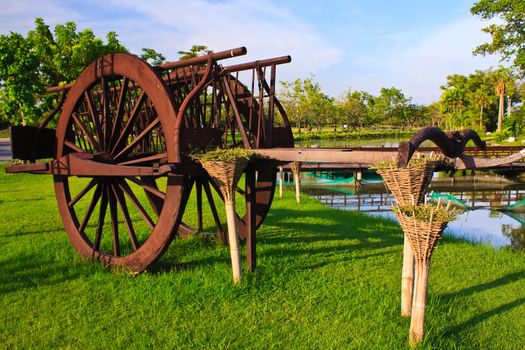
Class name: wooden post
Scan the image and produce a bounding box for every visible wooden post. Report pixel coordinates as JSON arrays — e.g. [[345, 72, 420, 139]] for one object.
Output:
[[290, 161, 301, 203], [246, 165, 256, 272], [278, 165, 283, 198]]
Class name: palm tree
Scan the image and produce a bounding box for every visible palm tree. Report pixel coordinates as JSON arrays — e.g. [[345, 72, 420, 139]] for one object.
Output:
[[472, 88, 491, 130], [495, 78, 506, 131], [494, 67, 511, 131]]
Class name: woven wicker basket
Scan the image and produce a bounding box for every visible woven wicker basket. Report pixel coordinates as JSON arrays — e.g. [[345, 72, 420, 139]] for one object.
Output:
[[376, 163, 435, 205], [395, 210, 447, 263], [201, 158, 249, 202]]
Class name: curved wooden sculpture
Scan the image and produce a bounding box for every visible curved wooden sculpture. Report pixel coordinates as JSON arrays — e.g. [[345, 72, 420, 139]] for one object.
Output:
[[397, 126, 487, 167]]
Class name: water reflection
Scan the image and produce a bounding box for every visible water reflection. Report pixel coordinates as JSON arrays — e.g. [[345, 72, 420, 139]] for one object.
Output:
[[302, 177, 525, 250]]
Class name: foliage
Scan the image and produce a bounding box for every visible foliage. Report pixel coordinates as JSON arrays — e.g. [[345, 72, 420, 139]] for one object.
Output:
[[140, 48, 166, 66], [439, 67, 523, 132], [280, 77, 432, 132], [491, 128, 513, 142], [393, 204, 461, 223], [471, 0, 525, 76], [177, 45, 212, 60], [370, 155, 439, 170], [0, 18, 129, 126], [292, 128, 415, 141], [190, 148, 254, 162], [280, 75, 335, 132]]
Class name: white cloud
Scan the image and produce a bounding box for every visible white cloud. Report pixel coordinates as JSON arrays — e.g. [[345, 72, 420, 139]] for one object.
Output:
[[103, 0, 342, 82], [0, 0, 81, 34], [0, 1, 502, 105], [343, 17, 502, 104]]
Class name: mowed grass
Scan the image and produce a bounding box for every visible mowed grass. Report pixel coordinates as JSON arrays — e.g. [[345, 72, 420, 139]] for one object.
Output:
[[1, 163, 525, 349]]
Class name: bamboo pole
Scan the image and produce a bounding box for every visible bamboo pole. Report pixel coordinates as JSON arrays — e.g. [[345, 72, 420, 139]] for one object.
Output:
[[401, 236, 414, 317], [410, 262, 429, 346], [225, 200, 241, 283]]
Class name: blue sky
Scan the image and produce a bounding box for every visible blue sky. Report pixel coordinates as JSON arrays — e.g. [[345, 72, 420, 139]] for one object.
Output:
[[0, 0, 502, 104]]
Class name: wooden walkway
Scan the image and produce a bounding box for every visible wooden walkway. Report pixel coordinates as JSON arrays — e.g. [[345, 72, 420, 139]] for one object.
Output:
[[277, 145, 525, 172]]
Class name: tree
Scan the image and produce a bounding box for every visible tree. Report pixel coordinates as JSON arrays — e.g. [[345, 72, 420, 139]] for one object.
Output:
[[0, 32, 42, 125], [279, 76, 335, 132], [177, 45, 212, 60], [337, 90, 368, 128], [140, 48, 166, 66], [0, 18, 130, 125], [471, 0, 525, 76], [471, 88, 491, 129]]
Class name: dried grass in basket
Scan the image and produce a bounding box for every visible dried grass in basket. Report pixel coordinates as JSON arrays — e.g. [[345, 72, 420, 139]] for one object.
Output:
[[201, 158, 249, 203]]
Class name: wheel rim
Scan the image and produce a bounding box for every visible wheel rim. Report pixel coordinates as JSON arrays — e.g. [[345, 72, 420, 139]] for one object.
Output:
[[54, 53, 186, 271], [163, 70, 292, 240]]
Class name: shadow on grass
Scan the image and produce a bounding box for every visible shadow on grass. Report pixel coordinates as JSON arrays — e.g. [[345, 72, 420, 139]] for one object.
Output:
[[439, 269, 525, 300], [0, 228, 60, 239], [144, 202, 407, 273], [260, 207, 403, 254], [444, 297, 525, 337], [0, 254, 83, 294], [436, 269, 525, 338]]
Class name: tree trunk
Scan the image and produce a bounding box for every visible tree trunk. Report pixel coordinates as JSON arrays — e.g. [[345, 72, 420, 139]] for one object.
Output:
[[479, 106, 484, 129], [498, 92, 505, 131]]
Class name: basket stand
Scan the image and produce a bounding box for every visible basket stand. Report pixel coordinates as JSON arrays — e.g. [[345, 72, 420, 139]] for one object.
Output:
[[201, 157, 249, 284], [376, 162, 434, 317], [396, 208, 447, 347]]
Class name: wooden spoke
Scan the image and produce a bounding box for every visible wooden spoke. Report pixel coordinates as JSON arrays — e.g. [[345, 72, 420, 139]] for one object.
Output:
[[111, 90, 147, 155], [79, 184, 103, 234], [65, 140, 87, 153], [93, 183, 109, 254], [112, 184, 138, 251], [71, 112, 100, 152], [113, 117, 160, 160], [117, 152, 168, 166], [202, 178, 224, 233], [110, 77, 129, 148], [107, 184, 120, 256], [196, 178, 203, 232], [68, 179, 97, 208], [84, 90, 103, 143], [102, 77, 112, 151], [117, 179, 155, 230], [236, 187, 246, 196], [125, 176, 166, 200]]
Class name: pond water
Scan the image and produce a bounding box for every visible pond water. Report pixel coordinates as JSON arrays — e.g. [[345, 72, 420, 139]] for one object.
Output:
[[301, 175, 525, 250], [290, 137, 525, 250]]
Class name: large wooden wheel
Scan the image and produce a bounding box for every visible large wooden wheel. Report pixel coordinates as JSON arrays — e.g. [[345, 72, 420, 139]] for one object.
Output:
[[168, 69, 294, 240], [54, 54, 188, 271]]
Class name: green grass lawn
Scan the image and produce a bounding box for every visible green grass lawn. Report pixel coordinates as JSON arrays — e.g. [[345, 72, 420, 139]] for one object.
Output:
[[1, 163, 525, 349]]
